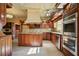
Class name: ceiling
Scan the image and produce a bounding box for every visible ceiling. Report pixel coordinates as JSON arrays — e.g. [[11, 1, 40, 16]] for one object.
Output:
[[12, 3, 56, 10], [7, 3, 56, 24]]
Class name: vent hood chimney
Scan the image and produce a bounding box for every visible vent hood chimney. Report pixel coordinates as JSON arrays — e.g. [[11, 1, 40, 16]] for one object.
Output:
[[24, 9, 42, 24]]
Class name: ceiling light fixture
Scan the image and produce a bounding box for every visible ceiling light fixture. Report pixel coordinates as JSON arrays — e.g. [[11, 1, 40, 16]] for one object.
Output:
[[6, 14, 14, 19]]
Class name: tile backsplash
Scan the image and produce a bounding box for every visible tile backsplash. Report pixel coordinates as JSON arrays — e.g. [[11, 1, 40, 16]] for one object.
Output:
[[22, 28, 51, 34]]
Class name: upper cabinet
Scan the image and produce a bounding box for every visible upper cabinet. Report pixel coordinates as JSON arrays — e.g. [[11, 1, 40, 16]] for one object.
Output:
[[0, 3, 12, 26], [63, 3, 77, 16], [54, 19, 63, 33], [51, 9, 63, 32], [0, 3, 6, 26], [51, 10, 63, 21], [6, 3, 12, 8]]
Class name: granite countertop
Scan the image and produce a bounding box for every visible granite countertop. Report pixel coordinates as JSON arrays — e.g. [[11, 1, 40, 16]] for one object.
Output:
[[51, 32, 63, 35], [20, 28, 51, 34], [20, 32, 43, 34]]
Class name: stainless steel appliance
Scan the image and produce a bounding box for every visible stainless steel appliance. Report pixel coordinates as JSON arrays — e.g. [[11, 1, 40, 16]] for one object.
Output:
[[63, 36, 77, 55], [63, 13, 77, 37], [63, 12, 77, 55], [56, 34, 61, 49]]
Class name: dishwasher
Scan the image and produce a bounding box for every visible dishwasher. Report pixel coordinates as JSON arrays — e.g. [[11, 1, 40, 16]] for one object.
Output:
[[56, 34, 61, 49]]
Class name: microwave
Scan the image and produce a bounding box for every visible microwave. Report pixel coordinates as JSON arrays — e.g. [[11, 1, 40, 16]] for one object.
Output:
[[63, 13, 77, 37]]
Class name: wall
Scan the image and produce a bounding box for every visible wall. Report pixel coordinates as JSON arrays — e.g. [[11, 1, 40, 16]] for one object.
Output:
[[7, 18, 22, 25]]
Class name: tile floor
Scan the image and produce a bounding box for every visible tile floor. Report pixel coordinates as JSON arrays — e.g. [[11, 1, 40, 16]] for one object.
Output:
[[12, 39, 64, 56]]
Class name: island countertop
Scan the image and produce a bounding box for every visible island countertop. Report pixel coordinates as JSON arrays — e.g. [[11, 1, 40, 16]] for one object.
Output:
[[20, 28, 51, 34]]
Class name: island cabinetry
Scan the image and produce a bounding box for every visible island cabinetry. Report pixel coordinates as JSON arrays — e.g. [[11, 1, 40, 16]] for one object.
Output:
[[18, 34, 43, 46]]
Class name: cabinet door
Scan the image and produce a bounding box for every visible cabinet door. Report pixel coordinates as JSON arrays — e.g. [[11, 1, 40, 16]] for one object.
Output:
[[0, 36, 12, 56], [24, 34, 28, 45], [21, 34, 24, 45], [5, 36, 12, 56], [51, 34, 56, 45], [46, 33, 51, 40], [0, 39, 2, 56], [36, 34, 42, 46], [1, 38, 6, 56], [43, 33, 47, 40], [28, 34, 32, 46], [0, 3, 6, 26], [18, 34, 22, 45]]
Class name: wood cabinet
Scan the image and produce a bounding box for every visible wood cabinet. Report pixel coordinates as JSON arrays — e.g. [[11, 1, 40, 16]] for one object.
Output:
[[0, 3, 12, 56], [1, 38, 6, 56], [18, 34, 43, 46], [64, 3, 77, 14], [0, 39, 2, 55], [6, 35, 12, 56], [60, 35, 63, 51], [43, 32, 51, 40], [6, 3, 12, 8], [46, 32, 51, 40], [51, 33, 56, 45], [0, 3, 6, 26], [0, 35, 12, 56]]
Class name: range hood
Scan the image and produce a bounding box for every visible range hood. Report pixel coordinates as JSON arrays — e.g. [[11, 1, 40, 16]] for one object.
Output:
[[24, 18, 42, 24], [24, 9, 42, 24]]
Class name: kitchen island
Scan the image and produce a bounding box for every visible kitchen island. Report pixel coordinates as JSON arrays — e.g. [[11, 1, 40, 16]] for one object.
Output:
[[18, 33, 43, 46], [18, 29, 44, 46], [18, 28, 51, 46]]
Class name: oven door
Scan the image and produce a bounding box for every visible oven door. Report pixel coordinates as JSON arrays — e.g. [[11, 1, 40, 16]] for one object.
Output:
[[63, 13, 77, 37], [63, 21, 76, 37], [63, 36, 77, 55]]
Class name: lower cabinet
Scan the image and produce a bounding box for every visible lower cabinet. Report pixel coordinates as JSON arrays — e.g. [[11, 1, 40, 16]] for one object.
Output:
[[1, 39, 6, 56], [0, 39, 2, 56], [0, 35, 12, 56], [43, 32, 51, 40], [18, 34, 43, 46], [51, 33, 57, 45]]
